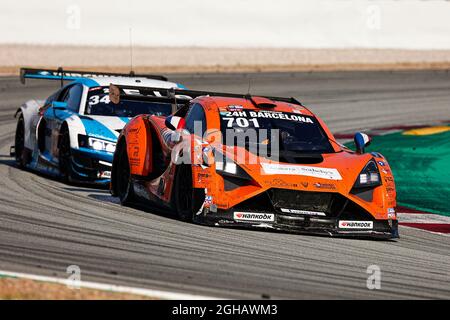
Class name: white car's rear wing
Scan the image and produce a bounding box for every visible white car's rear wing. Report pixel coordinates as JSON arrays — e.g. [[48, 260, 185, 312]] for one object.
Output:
[[20, 67, 169, 86]]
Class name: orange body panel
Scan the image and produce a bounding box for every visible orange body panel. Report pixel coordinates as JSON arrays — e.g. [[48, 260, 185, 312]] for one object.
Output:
[[118, 95, 397, 224], [122, 116, 153, 176]]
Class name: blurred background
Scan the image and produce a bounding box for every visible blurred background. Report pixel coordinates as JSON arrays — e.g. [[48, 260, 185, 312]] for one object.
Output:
[[1, 0, 450, 73]]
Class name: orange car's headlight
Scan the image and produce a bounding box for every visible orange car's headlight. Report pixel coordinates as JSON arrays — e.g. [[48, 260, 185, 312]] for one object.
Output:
[[353, 160, 382, 188]]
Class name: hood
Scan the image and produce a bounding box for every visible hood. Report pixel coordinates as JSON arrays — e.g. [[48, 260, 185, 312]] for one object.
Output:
[[228, 149, 373, 194], [79, 115, 131, 141]]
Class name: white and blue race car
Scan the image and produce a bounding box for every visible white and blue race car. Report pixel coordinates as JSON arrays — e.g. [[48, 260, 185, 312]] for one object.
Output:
[[11, 68, 185, 185]]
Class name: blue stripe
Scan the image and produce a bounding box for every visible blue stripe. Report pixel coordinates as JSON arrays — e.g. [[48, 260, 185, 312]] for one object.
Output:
[[119, 117, 130, 123], [26, 75, 99, 87], [74, 147, 114, 162], [80, 118, 117, 141], [75, 78, 100, 87]]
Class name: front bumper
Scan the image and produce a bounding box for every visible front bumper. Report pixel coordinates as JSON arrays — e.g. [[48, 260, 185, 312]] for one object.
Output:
[[70, 148, 113, 184], [195, 188, 399, 239], [196, 210, 399, 239]]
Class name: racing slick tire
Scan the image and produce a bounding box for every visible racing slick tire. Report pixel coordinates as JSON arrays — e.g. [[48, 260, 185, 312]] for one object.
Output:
[[58, 127, 75, 183], [114, 139, 135, 205], [174, 165, 204, 222], [14, 115, 26, 168]]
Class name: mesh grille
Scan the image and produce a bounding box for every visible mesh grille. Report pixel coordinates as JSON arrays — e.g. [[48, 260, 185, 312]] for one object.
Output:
[[268, 189, 334, 213]]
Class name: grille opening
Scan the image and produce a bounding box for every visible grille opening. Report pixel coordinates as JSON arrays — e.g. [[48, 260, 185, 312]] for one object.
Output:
[[268, 189, 333, 213], [350, 187, 374, 202], [231, 188, 373, 221], [223, 175, 253, 191], [338, 200, 374, 221], [233, 192, 273, 212]]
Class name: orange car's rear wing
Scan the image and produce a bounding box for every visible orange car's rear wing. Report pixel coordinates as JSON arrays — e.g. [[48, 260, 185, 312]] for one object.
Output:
[[109, 84, 304, 108]]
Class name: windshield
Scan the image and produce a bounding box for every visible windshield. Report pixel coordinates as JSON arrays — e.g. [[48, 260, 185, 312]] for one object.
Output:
[[85, 87, 173, 117], [219, 108, 334, 155]]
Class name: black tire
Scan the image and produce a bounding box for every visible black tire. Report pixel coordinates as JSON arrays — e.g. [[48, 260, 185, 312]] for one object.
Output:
[[174, 165, 204, 222], [115, 139, 135, 205], [59, 128, 75, 182], [14, 116, 26, 167]]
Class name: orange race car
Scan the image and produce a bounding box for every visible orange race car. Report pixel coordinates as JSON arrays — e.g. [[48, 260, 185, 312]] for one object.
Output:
[[110, 85, 398, 239]]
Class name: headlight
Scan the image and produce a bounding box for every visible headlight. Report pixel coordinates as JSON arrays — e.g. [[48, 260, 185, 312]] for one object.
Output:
[[78, 135, 116, 153], [216, 159, 237, 175], [88, 137, 116, 153], [215, 153, 251, 180], [353, 159, 381, 188]]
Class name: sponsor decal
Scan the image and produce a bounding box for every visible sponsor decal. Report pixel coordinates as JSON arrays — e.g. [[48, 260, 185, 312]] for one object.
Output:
[[227, 105, 244, 111], [386, 186, 395, 193], [265, 178, 298, 188], [220, 109, 314, 127], [377, 161, 385, 166], [281, 208, 326, 216], [233, 212, 275, 222], [197, 173, 210, 181], [313, 182, 336, 190], [261, 163, 342, 180], [338, 221, 373, 229], [387, 208, 396, 219], [301, 181, 309, 188], [204, 195, 213, 205]]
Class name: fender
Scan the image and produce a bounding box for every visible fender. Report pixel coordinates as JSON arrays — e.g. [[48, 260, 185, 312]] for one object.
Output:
[[122, 115, 153, 177], [64, 114, 87, 149], [15, 100, 43, 150]]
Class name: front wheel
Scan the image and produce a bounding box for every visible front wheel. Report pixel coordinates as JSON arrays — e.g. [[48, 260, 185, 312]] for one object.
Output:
[[114, 139, 135, 205], [14, 115, 26, 167], [59, 128, 75, 182], [174, 165, 204, 222]]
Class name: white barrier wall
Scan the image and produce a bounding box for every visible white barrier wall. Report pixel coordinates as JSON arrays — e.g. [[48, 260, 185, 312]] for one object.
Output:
[[1, 0, 450, 49]]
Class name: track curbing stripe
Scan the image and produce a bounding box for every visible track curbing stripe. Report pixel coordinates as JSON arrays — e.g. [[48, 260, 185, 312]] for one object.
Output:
[[0, 270, 222, 300]]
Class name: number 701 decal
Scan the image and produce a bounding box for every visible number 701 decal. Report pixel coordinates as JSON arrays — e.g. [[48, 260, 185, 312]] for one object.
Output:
[[222, 117, 260, 128]]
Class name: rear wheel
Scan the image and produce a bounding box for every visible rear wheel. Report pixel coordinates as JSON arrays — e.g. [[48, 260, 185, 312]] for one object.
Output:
[[115, 140, 135, 205], [174, 165, 204, 222], [59, 128, 75, 182], [14, 116, 26, 167]]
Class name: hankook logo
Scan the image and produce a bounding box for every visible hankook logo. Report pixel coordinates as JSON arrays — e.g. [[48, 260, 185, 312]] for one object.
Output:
[[234, 212, 275, 222], [339, 221, 373, 229]]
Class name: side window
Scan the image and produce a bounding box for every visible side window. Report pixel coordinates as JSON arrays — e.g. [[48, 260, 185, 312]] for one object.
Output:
[[44, 91, 58, 107], [184, 103, 207, 135], [61, 84, 83, 112]]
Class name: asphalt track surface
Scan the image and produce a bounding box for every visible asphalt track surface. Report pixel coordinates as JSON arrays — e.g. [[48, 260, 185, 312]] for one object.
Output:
[[0, 71, 449, 299]]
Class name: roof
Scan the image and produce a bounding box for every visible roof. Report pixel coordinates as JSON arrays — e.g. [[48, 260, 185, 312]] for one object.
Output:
[[196, 95, 314, 116], [74, 76, 181, 89]]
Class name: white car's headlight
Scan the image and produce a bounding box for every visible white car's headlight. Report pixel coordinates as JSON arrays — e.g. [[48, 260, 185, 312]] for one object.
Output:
[[88, 137, 116, 153]]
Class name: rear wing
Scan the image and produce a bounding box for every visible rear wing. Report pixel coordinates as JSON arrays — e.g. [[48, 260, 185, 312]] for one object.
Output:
[[109, 84, 303, 107], [20, 67, 169, 85]]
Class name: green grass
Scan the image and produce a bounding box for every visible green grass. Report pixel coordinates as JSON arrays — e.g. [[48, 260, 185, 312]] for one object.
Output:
[[348, 128, 450, 216]]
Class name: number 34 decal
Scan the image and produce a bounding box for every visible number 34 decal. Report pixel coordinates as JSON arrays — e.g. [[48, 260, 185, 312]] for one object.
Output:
[[89, 95, 110, 105]]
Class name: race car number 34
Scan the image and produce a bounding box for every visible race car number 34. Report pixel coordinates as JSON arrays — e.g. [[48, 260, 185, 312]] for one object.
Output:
[[171, 303, 278, 318]]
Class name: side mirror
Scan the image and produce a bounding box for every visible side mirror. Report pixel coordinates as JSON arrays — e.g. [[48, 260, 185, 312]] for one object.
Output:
[[165, 115, 185, 131], [52, 101, 68, 111], [354, 132, 371, 154]]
